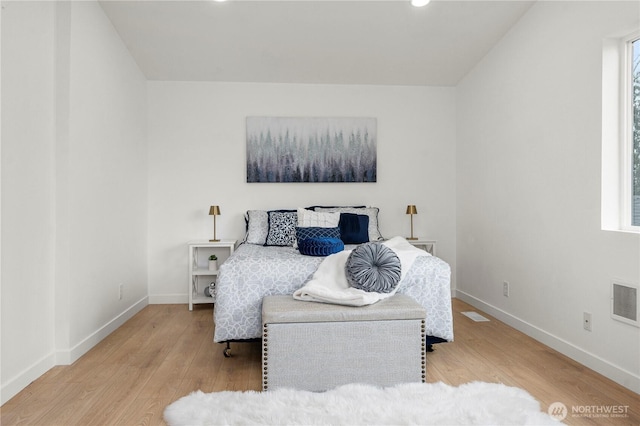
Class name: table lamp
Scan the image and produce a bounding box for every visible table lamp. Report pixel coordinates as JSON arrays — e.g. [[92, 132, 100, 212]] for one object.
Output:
[[406, 205, 418, 240], [209, 205, 220, 242]]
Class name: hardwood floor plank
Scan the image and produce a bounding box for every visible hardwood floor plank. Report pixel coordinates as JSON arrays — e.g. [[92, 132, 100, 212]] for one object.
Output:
[[113, 397, 173, 426], [75, 365, 150, 425], [2, 299, 638, 425], [29, 379, 106, 425]]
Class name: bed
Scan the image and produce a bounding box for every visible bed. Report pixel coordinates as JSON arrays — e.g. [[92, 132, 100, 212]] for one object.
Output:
[[212, 206, 454, 354]]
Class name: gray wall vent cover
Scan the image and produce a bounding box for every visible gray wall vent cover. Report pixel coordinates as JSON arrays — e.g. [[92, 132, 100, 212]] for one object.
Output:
[[611, 282, 639, 327]]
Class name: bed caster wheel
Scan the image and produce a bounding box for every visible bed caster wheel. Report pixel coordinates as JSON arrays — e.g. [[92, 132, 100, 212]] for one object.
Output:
[[223, 347, 231, 358]]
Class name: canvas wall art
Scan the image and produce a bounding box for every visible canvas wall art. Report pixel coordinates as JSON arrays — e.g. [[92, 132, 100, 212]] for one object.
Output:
[[246, 117, 377, 183]]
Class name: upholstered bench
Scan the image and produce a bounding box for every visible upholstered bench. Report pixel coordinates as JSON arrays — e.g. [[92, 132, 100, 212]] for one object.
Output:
[[261, 294, 427, 391]]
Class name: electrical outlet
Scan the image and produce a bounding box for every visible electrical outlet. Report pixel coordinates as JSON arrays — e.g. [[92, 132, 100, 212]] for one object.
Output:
[[503, 281, 509, 297], [583, 312, 592, 331], [119, 283, 124, 300]]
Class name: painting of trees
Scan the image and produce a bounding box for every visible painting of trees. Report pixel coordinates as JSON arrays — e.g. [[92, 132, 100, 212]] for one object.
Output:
[[246, 117, 377, 183]]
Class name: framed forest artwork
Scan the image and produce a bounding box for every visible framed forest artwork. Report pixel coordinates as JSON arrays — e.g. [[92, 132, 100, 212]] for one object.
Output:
[[246, 117, 377, 183]]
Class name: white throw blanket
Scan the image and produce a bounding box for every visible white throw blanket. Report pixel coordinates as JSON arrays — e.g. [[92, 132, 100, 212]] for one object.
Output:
[[293, 236, 429, 306]]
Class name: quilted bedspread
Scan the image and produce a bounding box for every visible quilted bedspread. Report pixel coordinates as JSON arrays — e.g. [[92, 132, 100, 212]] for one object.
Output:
[[213, 242, 453, 343]]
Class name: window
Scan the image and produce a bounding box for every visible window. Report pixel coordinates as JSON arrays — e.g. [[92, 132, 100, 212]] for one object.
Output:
[[631, 38, 640, 226], [625, 34, 640, 228], [602, 30, 640, 232]]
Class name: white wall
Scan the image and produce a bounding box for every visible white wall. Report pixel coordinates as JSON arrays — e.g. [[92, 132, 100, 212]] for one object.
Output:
[[456, 1, 640, 393], [1, 0, 57, 403], [1, 1, 148, 404], [64, 1, 148, 354], [147, 82, 457, 302]]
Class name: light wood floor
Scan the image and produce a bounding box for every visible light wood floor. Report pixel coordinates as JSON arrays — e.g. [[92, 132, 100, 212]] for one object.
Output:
[[2, 299, 639, 425]]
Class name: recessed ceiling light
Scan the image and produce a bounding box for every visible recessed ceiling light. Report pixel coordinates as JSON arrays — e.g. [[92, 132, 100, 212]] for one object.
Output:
[[411, 0, 430, 7]]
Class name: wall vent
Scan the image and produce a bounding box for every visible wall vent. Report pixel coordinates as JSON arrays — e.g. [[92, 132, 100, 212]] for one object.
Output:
[[611, 282, 639, 327]]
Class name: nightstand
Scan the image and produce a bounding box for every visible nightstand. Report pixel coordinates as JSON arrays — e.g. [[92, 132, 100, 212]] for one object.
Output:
[[187, 240, 236, 310], [407, 239, 436, 256]]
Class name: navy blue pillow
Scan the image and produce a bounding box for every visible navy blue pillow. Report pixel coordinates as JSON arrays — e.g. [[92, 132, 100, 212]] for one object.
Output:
[[296, 227, 340, 247], [298, 237, 344, 256], [306, 205, 366, 210], [338, 213, 369, 244]]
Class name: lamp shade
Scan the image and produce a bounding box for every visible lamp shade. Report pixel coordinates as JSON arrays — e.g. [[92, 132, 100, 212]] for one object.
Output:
[[209, 205, 220, 216], [406, 205, 417, 215]]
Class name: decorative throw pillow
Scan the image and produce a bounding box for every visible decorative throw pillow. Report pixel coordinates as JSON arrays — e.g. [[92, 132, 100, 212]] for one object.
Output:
[[307, 205, 366, 210], [338, 213, 369, 244], [244, 210, 269, 245], [345, 242, 401, 293], [298, 237, 344, 257], [297, 208, 341, 228], [265, 210, 298, 246], [296, 226, 341, 245], [314, 207, 383, 241]]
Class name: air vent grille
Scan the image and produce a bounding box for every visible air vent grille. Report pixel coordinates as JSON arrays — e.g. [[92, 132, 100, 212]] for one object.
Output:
[[611, 282, 639, 327]]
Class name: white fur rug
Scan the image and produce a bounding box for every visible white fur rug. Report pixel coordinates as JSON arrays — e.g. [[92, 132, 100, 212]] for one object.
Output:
[[164, 381, 559, 425]]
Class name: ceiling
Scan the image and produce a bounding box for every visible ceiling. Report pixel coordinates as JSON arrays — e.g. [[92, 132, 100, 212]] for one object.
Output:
[[99, 0, 534, 86]]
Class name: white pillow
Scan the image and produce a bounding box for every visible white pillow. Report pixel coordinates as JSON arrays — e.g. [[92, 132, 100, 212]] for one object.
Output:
[[297, 208, 340, 228]]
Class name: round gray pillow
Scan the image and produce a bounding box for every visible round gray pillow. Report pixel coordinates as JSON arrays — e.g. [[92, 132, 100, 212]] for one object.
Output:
[[345, 242, 401, 293]]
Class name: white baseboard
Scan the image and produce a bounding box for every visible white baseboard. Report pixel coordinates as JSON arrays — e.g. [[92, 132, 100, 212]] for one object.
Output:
[[455, 290, 640, 395], [148, 293, 187, 304], [57, 296, 149, 365], [1, 296, 148, 405], [1, 352, 56, 405]]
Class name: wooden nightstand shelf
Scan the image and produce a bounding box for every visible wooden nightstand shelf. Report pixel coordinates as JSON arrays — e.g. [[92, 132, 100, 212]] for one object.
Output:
[[407, 239, 437, 256], [187, 240, 236, 310]]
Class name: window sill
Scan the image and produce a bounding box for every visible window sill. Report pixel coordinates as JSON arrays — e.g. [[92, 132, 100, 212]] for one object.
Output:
[[602, 227, 640, 235]]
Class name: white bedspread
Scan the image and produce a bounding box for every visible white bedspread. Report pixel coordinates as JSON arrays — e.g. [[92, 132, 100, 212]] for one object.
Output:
[[293, 237, 428, 306]]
